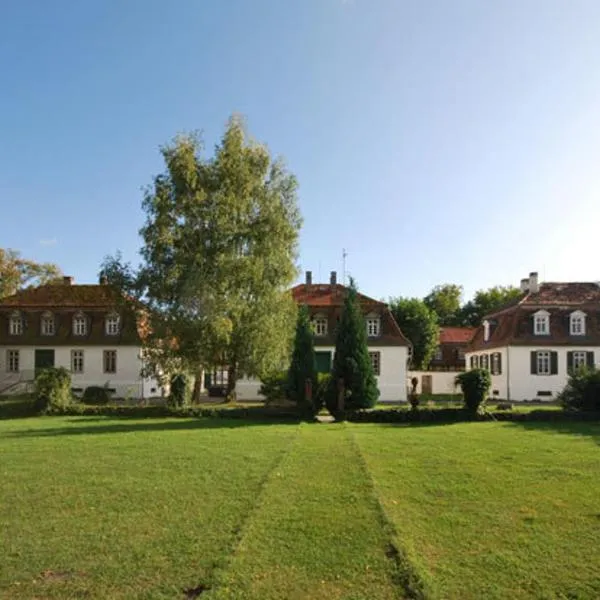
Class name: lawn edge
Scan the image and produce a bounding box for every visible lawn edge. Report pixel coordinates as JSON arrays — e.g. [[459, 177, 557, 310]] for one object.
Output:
[[346, 423, 435, 600]]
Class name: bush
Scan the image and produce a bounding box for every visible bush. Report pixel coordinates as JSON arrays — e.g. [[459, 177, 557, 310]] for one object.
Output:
[[82, 386, 112, 405], [312, 373, 331, 414], [455, 369, 491, 415], [34, 367, 72, 413], [558, 368, 600, 412], [169, 373, 191, 407], [259, 371, 288, 405]]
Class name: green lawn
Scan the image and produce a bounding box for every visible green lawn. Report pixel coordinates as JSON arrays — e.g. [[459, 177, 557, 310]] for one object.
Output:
[[1, 415, 599, 599]]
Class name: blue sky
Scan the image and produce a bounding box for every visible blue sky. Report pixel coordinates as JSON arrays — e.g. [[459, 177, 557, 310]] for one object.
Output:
[[2, 0, 600, 302]]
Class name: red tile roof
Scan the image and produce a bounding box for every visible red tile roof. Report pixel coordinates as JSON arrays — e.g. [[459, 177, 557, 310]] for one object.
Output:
[[439, 327, 475, 344], [291, 283, 382, 307], [0, 284, 120, 307]]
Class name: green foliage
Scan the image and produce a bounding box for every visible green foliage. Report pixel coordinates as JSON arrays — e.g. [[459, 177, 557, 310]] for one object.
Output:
[[424, 283, 463, 326], [82, 386, 112, 405], [325, 280, 379, 413], [169, 373, 191, 407], [558, 368, 600, 412], [34, 367, 72, 412], [138, 116, 301, 398], [98, 251, 139, 296], [458, 285, 522, 327], [313, 373, 331, 414], [259, 371, 288, 404], [0, 247, 62, 298], [287, 305, 316, 411], [455, 369, 492, 414], [389, 297, 439, 369]]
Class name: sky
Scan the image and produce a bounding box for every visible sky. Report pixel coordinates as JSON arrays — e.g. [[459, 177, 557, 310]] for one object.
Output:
[[2, 0, 600, 303]]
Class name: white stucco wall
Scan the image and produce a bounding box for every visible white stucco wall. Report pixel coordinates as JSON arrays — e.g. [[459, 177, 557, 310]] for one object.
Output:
[[465, 346, 600, 401], [0, 345, 161, 398], [407, 371, 461, 395], [237, 345, 409, 402]]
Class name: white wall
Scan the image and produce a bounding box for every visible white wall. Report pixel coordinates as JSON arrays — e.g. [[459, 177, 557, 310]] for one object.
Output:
[[407, 371, 461, 395], [0, 345, 162, 399], [237, 345, 409, 402]]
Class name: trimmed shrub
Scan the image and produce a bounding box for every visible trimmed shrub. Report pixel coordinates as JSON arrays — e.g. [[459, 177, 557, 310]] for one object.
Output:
[[34, 367, 72, 413], [259, 371, 288, 405], [287, 305, 317, 412], [169, 373, 191, 407], [455, 369, 491, 415], [558, 368, 600, 412], [82, 386, 112, 405]]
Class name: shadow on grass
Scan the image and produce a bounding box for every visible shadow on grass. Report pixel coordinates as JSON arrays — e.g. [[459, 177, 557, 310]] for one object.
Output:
[[4, 415, 300, 438]]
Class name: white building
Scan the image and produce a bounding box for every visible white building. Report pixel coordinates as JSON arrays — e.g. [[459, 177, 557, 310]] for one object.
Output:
[[0, 276, 162, 399], [236, 271, 412, 402], [465, 272, 600, 402]]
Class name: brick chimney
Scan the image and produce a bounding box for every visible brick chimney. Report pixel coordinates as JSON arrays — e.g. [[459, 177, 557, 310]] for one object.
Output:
[[305, 271, 312, 288], [63, 276, 73, 285], [529, 271, 539, 293], [520, 278, 529, 292]]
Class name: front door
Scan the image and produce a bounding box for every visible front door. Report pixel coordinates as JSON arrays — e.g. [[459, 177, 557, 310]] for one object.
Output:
[[35, 349, 55, 376], [421, 374, 433, 395], [315, 351, 332, 374]]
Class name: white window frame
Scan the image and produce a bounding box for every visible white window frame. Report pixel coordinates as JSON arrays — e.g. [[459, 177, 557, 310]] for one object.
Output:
[[572, 351, 587, 370], [312, 316, 328, 337], [536, 351, 551, 375], [491, 353, 500, 375], [105, 313, 120, 336], [71, 350, 84, 373], [433, 346, 443, 361], [533, 310, 550, 336], [9, 312, 23, 335], [103, 350, 117, 374], [41, 312, 55, 336], [73, 314, 87, 336], [366, 316, 381, 337], [7, 350, 20, 373], [569, 311, 586, 336], [368, 351, 381, 376]]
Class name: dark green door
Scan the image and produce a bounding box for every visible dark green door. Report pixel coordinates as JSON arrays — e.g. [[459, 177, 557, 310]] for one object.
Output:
[[35, 349, 55, 375], [315, 351, 332, 374]]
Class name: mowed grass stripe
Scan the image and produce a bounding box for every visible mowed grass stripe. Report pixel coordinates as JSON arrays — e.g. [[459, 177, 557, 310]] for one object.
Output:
[[206, 423, 402, 600], [352, 421, 600, 600], [0, 416, 299, 599]]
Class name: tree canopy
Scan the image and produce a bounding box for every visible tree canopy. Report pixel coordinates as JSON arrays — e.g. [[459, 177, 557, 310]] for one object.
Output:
[[0, 248, 62, 298], [458, 286, 522, 327], [137, 116, 302, 399], [389, 297, 439, 370], [424, 283, 463, 326]]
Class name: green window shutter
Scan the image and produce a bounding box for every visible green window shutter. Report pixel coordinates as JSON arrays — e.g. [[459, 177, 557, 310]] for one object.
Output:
[[567, 351, 573, 374], [587, 351, 595, 368], [497, 352, 502, 375], [530, 351, 536, 374], [551, 351, 558, 375]]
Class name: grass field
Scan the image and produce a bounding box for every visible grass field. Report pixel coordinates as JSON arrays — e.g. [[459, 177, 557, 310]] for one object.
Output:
[[1, 414, 599, 599]]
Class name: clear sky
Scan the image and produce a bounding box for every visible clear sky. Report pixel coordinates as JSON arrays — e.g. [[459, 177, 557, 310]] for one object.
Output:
[[2, 0, 600, 302]]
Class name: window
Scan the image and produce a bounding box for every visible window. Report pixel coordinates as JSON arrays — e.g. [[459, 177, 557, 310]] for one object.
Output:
[[457, 348, 465, 360], [105, 314, 120, 335], [491, 352, 502, 375], [533, 310, 550, 335], [73, 314, 87, 336], [471, 355, 479, 369], [369, 351, 381, 376], [572, 351, 587, 370], [570, 311, 586, 336], [366, 316, 381, 337], [9, 312, 23, 335], [41, 312, 55, 336], [433, 346, 443, 361], [71, 350, 84, 373], [480, 354, 489, 370], [7, 350, 19, 373], [103, 350, 117, 374], [312, 317, 328, 337], [536, 351, 551, 375]]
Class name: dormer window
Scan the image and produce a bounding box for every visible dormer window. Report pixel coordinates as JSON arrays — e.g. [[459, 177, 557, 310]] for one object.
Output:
[[41, 312, 55, 336], [105, 313, 120, 335], [366, 314, 381, 337], [73, 313, 88, 336], [9, 311, 24, 335], [533, 310, 550, 335], [312, 316, 328, 337], [569, 310, 586, 336], [483, 320, 490, 342]]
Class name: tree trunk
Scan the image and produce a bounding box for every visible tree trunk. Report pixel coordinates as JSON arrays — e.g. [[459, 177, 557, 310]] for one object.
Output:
[[192, 368, 205, 404], [226, 363, 237, 403]]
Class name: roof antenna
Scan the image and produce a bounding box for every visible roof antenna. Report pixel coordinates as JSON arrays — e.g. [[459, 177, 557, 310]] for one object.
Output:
[[342, 248, 347, 285]]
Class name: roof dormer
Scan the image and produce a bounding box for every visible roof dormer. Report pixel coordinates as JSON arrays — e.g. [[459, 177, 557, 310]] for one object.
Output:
[[533, 310, 550, 335], [569, 310, 586, 336]]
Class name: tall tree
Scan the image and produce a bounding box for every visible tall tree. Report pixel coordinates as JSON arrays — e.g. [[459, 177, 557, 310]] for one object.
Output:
[[98, 251, 139, 296], [459, 286, 522, 327], [139, 116, 301, 400], [424, 283, 463, 326], [287, 304, 316, 412], [327, 279, 379, 411], [0, 248, 62, 298], [389, 297, 439, 370]]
